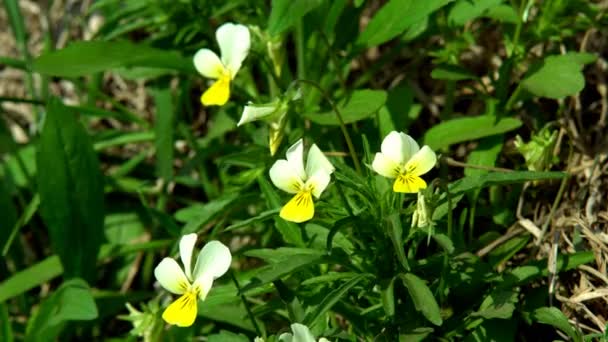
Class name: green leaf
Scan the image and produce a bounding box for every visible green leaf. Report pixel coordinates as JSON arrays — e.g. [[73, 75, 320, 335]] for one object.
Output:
[[522, 53, 597, 99], [0, 256, 63, 303], [33, 40, 193, 77], [423, 115, 522, 150], [357, 0, 453, 46], [0, 303, 13, 342], [37, 98, 105, 281], [174, 193, 240, 234], [471, 289, 518, 319], [431, 64, 477, 81], [304, 274, 369, 326], [241, 253, 326, 293], [464, 136, 503, 178], [305, 89, 387, 125], [26, 279, 98, 342], [448, 171, 567, 195], [268, 0, 323, 36], [388, 214, 409, 271], [448, 0, 502, 26], [151, 87, 174, 181], [207, 331, 250, 342], [400, 273, 443, 326], [532, 307, 582, 342]]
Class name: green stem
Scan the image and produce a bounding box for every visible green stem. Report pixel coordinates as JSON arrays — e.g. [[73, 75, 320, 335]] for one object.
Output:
[[231, 272, 262, 337], [292, 79, 362, 174]]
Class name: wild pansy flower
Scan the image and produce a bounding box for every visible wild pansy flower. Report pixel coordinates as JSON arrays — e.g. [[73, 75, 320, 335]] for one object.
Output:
[[193, 23, 250, 106], [278, 323, 331, 342], [154, 234, 231, 327], [269, 139, 334, 223], [372, 131, 437, 193]]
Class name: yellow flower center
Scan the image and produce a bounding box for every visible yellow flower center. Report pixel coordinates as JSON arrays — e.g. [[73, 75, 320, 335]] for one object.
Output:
[[393, 167, 427, 193], [201, 69, 232, 106], [161, 286, 202, 327]]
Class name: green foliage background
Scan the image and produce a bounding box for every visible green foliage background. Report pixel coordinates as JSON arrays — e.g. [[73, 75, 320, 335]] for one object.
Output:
[[1, 0, 607, 341]]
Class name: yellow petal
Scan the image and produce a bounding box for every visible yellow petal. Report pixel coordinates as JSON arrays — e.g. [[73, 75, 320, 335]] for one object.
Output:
[[201, 76, 231, 106], [280, 191, 314, 223], [393, 174, 427, 193], [161, 292, 198, 327]]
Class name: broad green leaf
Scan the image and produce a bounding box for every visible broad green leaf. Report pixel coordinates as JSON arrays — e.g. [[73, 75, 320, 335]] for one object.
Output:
[[304, 274, 369, 326], [532, 307, 581, 342], [151, 87, 174, 181], [522, 53, 597, 99], [357, 0, 453, 46], [268, 0, 323, 36], [199, 302, 257, 332], [484, 4, 518, 23], [423, 115, 521, 150], [488, 235, 530, 268], [25, 279, 98, 342], [305, 89, 387, 125], [471, 289, 518, 319], [0, 256, 62, 303], [448, 171, 567, 195], [464, 136, 503, 178], [504, 251, 594, 287], [448, 0, 503, 26], [37, 98, 105, 281], [431, 64, 477, 81], [400, 273, 443, 326], [33, 40, 193, 77]]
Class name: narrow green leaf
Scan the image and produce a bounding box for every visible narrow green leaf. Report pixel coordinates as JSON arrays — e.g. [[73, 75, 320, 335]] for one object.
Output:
[[25, 279, 98, 342], [0, 256, 63, 303], [400, 273, 443, 326], [357, 0, 453, 46], [533, 307, 581, 342], [522, 53, 597, 99], [388, 214, 409, 271], [448, 171, 567, 195], [241, 253, 326, 293], [304, 274, 369, 326], [423, 115, 522, 150], [305, 89, 387, 125], [33, 41, 194, 77], [431, 64, 477, 81], [174, 193, 240, 234], [151, 88, 174, 180], [37, 98, 105, 281], [0, 303, 13, 342], [268, 0, 323, 35]]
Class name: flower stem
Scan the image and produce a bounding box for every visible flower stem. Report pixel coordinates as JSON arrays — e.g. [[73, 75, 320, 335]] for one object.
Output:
[[231, 272, 262, 337], [292, 79, 362, 174]]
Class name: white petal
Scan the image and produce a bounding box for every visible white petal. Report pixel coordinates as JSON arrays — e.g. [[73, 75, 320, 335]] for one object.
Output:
[[237, 102, 279, 126], [270, 159, 305, 194], [380, 131, 420, 165], [192, 240, 232, 284], [216, 23, 250, 77], [307, 171, 331, 198], [278, 333, 293, 342], [371, 152, 399, 178], [290, 323, 317, 342], [305, 144, 334, 177], [286, 139, 306, 180], [319, 339, 331, 342], [405, 145, 437, 176], [179, 233, 197, 281], [154, 258, 189, 295], [193, 48, 224, 79]]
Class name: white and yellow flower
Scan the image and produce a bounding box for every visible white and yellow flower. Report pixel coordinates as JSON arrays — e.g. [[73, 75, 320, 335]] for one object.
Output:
[[269, 139, 334, 223], [153, 234, 232, 327], [372, 131, 437, 193], [193, 22, 250, 106], [278, 323, 331, 342]]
